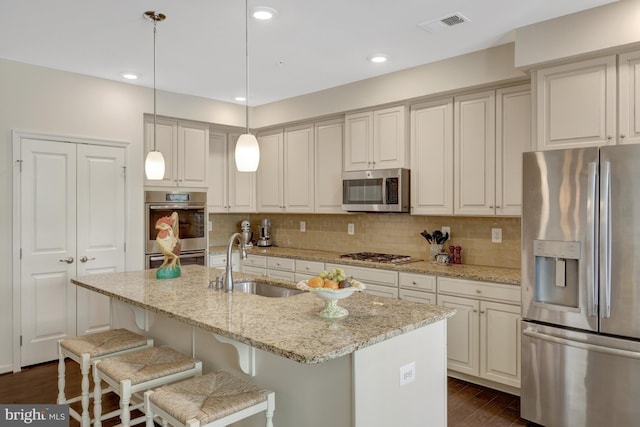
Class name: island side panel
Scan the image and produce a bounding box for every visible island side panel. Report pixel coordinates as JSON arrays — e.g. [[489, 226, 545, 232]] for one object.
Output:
[[353, 320, 448, 427]]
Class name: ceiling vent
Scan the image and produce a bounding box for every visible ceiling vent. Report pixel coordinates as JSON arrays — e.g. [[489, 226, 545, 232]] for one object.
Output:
[[418, 12, 471, 34]]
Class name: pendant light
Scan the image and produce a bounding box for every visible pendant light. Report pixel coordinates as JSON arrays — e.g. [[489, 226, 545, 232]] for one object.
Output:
[[235, 0, 260, 172], [144, 11, 167, 180]]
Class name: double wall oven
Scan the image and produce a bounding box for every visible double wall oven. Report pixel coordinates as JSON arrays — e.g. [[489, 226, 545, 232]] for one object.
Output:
[[145, 191, 207, 269]]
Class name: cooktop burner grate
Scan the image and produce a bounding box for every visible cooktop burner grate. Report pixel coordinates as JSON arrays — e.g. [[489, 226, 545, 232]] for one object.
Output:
[[339, 252, 413, 264]]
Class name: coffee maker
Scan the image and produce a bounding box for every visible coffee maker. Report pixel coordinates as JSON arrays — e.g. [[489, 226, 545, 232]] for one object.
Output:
[[256, 218, 272, 247], [240, 220, 253, 247]]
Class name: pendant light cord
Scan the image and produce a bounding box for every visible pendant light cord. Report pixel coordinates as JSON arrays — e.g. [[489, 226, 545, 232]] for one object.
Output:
[[245, 0, 250, 134], [153, 18, 158, 152]]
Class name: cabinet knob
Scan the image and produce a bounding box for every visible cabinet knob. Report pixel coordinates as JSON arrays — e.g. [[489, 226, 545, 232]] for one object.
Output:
[[489, 205, 494, 209], [480, 310, 486, 314], [412, 281, 417, 285], [621, 134, 626, 140], [476, 289, 481, 294], [473, 309, 478, 313], [607, 136, 613, 142]]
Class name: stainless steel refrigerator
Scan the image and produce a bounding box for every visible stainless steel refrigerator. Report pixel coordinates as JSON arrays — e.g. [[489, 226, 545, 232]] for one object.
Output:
[[521, 145, 640, 427]]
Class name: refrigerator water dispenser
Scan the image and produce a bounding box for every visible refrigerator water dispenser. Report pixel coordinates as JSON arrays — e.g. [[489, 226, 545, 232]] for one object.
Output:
[[533, 240, 581, 308]]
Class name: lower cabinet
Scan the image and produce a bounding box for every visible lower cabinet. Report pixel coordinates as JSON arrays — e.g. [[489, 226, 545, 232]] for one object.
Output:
[[242, 254, 267, 276], [399, 272, 436, 304], [267, 256, 296, 281], [209, 252, 240, 272], [437, 277, 521, 389]]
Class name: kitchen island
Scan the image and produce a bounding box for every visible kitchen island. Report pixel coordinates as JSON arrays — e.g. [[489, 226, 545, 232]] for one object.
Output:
[[72, 265, 455, 427]]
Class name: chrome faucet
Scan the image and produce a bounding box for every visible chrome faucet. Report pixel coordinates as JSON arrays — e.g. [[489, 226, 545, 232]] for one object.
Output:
[[223, 232, 247, 292]]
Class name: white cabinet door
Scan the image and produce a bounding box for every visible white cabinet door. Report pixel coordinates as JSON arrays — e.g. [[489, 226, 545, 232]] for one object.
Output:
[[315, 119, 344, 213], [257, 131, 284, 212], [144, 117, 178, 187], [454, 90, 496, 215], [207, 131, 229, 213], [344, 111, 373, 171], [410, 98, 454, 215], [619, 50, 640, 145], [284, 124, 314, 212], [496, 85, 531, 216], [437, 293, 479, 377], [479, 301, 521, 388], [399, 289, 436, 305], [228, 134, 257, 213], [177, 122, 208, 188], [536, 56, 616, 150], [373, 105, 406, 169]]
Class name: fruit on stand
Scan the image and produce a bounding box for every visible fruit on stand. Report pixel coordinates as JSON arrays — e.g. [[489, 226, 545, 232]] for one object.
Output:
[[324, 280, 339, 289], [338, 280, 351, 289], [308, 276, 324, 288], [307, 268, 354, 289]]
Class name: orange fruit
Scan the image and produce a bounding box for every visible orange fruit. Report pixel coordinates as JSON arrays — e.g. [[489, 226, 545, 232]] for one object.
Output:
[[308, 276, 324, 288], [323, 280, 339, 289]]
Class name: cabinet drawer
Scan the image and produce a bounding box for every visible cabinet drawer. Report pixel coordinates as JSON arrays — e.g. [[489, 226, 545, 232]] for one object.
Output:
[[267, 269, 296, 282], [296, 259, 325, 275], [267, 256, 295, 272], [437, 277, 520, 303], [399, 289, 436, 305], [399, 272, 436, 292], [326, 263, 398, 287], [242, 265, 266, 276], [209, 254, 227, 267], [363, 283, 399, 299], [244, 254, 267, 268]]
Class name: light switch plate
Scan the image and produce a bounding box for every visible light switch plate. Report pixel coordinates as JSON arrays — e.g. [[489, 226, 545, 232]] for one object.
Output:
[[347, 223, 355, 235], [208, 220, 212, 232], [399, 361, 416, 386], [491, 228, 502, 243], [300, 221, 306, 232], [442, 226, 451, 239]]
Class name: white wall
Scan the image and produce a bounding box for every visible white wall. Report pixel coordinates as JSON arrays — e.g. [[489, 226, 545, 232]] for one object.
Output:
[[0, 58, 245, 372], [515, 0, 640, 68]]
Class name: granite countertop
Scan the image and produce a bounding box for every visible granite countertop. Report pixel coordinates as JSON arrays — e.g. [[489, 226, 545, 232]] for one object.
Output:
[[210, 245, 521, 285], [72, 265, 455, 364]]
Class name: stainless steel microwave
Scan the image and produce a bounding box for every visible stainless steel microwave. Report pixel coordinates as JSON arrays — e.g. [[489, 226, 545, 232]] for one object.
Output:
[[342, 168, 410, 212]]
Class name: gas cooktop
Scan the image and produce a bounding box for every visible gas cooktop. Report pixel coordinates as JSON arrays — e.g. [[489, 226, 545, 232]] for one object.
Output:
[[339, 252, 413, 264]]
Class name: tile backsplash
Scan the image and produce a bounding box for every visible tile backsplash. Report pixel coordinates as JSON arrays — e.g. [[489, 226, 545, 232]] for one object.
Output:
[[209, 213, 521, 269]]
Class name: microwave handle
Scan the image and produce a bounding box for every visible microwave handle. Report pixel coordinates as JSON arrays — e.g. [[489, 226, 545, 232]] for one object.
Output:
[[149, 204, 206, 210], [382, 177, 387, 204]]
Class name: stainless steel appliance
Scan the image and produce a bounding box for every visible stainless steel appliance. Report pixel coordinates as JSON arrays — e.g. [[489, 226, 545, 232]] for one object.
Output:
[[257, 218, 272, 247], [240, 220, 253, 247], [521, 146, 640, 427], [342, 168, 409, 212], [144, 191, 207, 269]]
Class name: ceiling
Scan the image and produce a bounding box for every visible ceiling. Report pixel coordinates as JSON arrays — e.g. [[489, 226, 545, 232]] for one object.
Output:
[[1, 0, 618, 106]]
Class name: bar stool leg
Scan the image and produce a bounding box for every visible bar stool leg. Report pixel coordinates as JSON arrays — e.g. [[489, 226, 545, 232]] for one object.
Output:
[[93, 362, 102, 427], [144, 391, 154, 427], [80, 353, 91, 427], [120, 380, 132, 427], [266, 392, 275, 427], [57, 342, 66, 404]]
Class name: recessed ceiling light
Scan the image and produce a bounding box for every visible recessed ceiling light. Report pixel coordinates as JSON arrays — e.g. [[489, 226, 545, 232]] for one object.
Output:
[[252, 6, 277, 20], [235, 96, 246, 102], [369, 54, 388, 63], [120, 72, 139, 80]]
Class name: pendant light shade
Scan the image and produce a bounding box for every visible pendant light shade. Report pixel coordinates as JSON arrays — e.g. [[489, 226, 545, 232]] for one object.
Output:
[[235, 133, 260, 171], [145, 151, 166, 180], [235, 0, 260, 172], [144, 11, 166, 181]]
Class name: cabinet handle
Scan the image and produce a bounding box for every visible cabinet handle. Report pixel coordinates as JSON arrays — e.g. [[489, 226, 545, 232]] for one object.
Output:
[[480, 310, 486, 314], [79, 256, 96, 263], [621, 134, 626, 141], [473, 309, 478, 313], [489, 205, 494, 209], [607, 136, 613, 143]]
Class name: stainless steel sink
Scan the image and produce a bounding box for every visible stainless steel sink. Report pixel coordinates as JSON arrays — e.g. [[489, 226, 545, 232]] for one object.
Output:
[[232, 280, 303, 298]]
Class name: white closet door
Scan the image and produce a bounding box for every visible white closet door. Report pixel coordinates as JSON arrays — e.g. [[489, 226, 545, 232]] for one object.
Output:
[[20, 139, 77, 366], [75, 144, 126, 336]]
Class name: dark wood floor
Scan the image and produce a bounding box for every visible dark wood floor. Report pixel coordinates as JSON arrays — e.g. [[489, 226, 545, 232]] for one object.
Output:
[[1, 360, 529, 426]]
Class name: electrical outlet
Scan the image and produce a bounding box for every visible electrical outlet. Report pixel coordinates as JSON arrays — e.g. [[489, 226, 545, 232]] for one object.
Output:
[[300, 221, 306, 232], [208, 220, 212, 232], [491, 228, 502, 243], [347, 223, 355, 235], [399, 362, 416, 386], [442, 226, 451, 239]]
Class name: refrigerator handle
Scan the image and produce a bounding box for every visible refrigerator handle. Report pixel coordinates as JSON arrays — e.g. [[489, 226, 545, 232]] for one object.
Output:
[[523, 327, 640, 359], [587, 162, 598, 317], [600, 161, 612, 318]]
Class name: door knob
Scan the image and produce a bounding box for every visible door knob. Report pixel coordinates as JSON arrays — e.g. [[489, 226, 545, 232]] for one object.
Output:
[[80, 256, 96, 263], [59, 257, 74, 264]]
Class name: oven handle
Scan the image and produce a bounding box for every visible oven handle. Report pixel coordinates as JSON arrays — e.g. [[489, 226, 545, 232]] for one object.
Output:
[[149, 205, 206, 210], [149, 252, 205, 262], [523, 327, 640, 359]]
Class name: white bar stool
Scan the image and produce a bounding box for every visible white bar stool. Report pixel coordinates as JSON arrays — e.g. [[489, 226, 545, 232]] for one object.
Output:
[[57, 328, 153, 427], [93, 346, 202, 427], [144, 371, 275, 427]]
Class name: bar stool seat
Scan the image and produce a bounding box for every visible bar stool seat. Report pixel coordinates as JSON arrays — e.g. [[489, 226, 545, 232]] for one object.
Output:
[[93, 346, 202, 427], [144, 371, 275, 427], [57, 329, 153, 427]]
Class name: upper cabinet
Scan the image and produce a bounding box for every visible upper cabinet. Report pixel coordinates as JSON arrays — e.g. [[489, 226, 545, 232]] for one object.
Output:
[[410, 98, 454, 215], [257, 125, 315, 213], [344, 105, 407, 171], [207, 132, 256, 213], [144, 117, 209, 188], [535, 56, 616, 150], [618, 50, 640, 145], [314, 119, 344, 213]]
